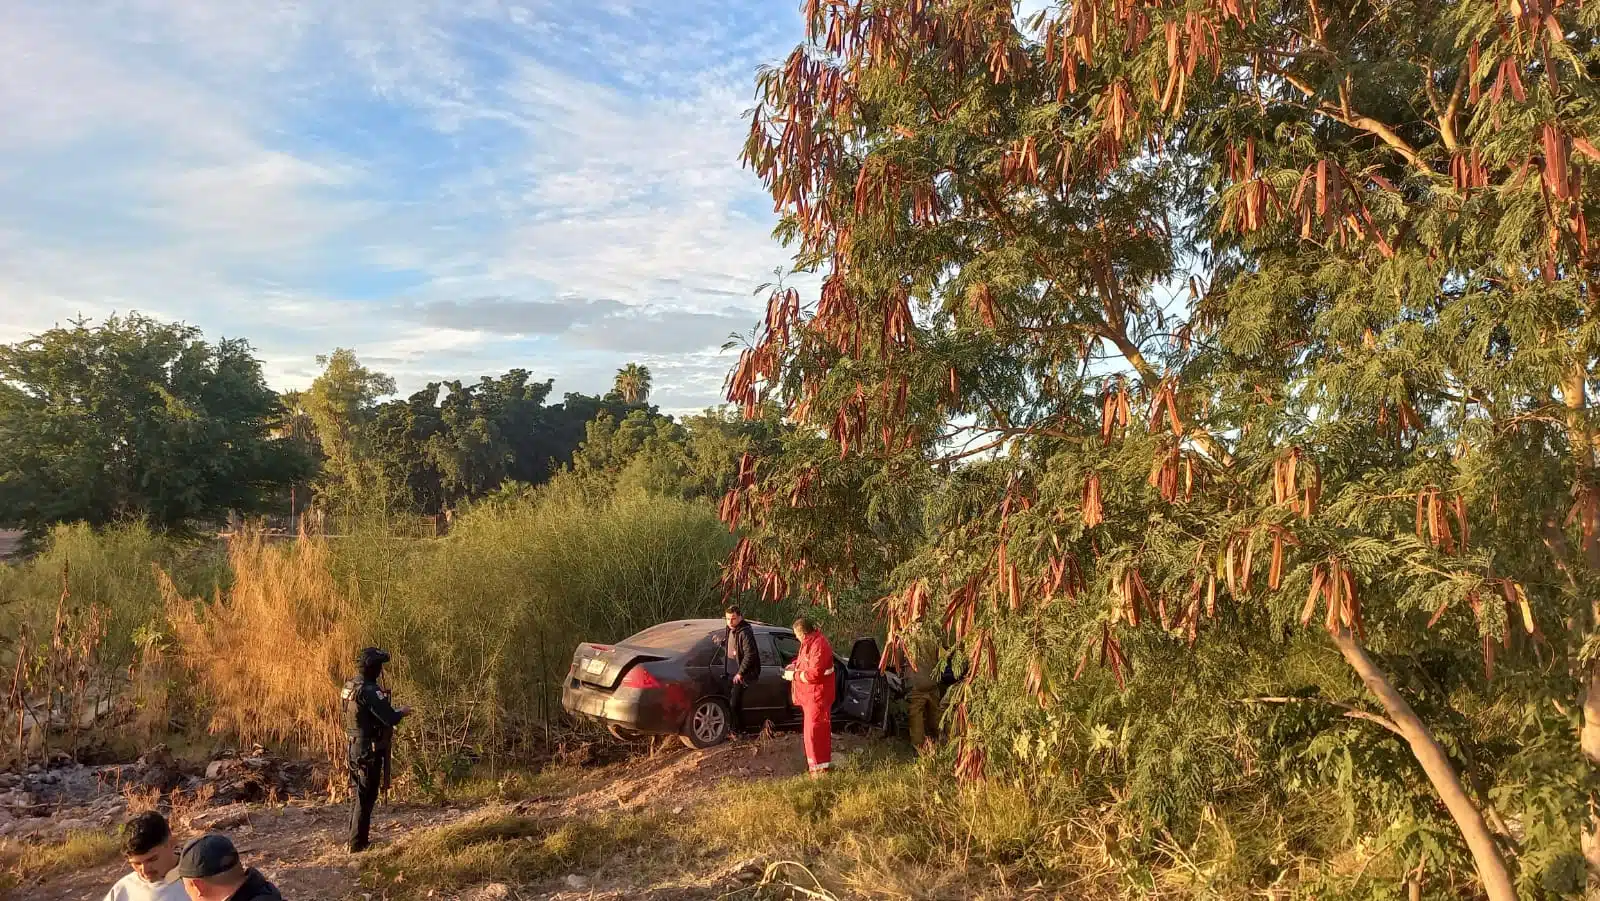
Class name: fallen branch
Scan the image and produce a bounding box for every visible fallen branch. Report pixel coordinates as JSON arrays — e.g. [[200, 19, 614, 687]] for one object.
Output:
[[1242, 695, 1404, 738], [719, 860, 841, 901]]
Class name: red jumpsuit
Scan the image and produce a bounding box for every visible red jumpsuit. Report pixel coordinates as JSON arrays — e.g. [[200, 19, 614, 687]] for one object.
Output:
[[791, 632, 836, 773]]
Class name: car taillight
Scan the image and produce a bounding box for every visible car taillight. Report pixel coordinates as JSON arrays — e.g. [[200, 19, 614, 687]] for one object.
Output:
[[621, 667, 662, 689]]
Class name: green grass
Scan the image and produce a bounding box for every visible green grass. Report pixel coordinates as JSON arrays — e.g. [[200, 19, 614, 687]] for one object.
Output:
[[0, 830, 121, 896]]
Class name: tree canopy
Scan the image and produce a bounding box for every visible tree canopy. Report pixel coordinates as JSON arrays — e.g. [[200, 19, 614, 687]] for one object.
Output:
[[723, 0, 1600, 895], [0, 315, 311, 537], [364, 373, 652, 514]]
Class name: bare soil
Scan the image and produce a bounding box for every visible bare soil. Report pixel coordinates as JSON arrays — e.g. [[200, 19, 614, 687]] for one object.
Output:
[[28, 733, 865, 901]]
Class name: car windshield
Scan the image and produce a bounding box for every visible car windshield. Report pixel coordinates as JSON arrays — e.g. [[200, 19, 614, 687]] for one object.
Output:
[[620, 622, 711, 653]]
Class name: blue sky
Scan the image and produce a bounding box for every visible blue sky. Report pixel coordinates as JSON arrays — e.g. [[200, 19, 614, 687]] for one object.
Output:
[[0, 0, 817, 413]]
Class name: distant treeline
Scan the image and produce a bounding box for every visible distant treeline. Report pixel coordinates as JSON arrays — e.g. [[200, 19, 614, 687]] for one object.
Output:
[[0, 314, 780, 539]]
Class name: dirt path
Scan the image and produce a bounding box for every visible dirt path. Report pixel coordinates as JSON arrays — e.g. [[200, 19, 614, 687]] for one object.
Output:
[[33, 733, 861, 901], [35, 801, 464, 901]]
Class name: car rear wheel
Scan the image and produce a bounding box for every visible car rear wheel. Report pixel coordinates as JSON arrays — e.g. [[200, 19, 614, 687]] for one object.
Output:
[[680, 697, 731, 750]]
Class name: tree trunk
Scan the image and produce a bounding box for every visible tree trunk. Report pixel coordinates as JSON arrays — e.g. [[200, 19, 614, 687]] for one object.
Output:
[[1557, 366, 1600, 883], [1329, 628, 1517, 901], [1584, 666, 1600, 881]]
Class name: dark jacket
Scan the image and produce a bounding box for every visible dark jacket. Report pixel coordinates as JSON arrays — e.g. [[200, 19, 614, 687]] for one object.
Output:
[[714, 621, 761, 682], [342, 677, 406, 746], [226, 868, 282, 901]]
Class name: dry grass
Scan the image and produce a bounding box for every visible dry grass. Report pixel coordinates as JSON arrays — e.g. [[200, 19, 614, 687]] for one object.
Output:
[[395, 761, 590, 807], [678, 747, 1290, 900], [359, 809, 671, 898], [362, 748, 1127, 901], [162, 532, 356, 787], [352, 741, 1346, 901], [0, 829, 120, 896]]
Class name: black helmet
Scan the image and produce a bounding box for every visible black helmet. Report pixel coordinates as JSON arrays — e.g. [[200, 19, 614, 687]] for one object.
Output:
[[357, 647, 391, 669]]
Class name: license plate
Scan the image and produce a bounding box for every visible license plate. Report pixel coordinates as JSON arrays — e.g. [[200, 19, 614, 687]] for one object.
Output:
[[585, 658, 606, 675]]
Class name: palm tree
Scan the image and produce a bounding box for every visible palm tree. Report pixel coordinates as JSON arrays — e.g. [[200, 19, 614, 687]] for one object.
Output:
[[613, 363, 652, 405], [273, 390, 317, 444]]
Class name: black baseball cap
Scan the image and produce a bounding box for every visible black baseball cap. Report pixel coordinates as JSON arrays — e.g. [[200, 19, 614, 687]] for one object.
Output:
[[178, 834, 240, 879]]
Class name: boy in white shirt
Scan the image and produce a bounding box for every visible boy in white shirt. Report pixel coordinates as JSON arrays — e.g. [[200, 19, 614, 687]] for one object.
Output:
[[103, 811, 186, 901]]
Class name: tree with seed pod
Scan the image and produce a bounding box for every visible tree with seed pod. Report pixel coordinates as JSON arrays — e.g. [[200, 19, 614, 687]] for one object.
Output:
[[726, 0, 1600, 896]]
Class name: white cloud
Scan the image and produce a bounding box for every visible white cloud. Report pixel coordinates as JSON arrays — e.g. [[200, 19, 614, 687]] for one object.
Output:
[[0, 0, 805, 408]]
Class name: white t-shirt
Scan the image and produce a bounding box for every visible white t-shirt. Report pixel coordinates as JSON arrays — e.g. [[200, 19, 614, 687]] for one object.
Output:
[[102, 869, 188, 901]]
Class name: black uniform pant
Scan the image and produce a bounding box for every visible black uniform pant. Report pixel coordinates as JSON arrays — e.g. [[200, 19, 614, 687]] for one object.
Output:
[[348, 743, 383, 851]]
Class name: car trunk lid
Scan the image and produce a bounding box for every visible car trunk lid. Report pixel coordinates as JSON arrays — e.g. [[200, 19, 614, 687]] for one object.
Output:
[[571, 642, 664, 691]]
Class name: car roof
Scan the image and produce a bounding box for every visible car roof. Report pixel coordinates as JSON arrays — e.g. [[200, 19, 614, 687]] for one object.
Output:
[[658, 618, 790, 632]]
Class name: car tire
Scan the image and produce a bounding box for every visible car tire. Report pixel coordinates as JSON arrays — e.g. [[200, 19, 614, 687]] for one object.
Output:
[[680, 697, 732, 750]]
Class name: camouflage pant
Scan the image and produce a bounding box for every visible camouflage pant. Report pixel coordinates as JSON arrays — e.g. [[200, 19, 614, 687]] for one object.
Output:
[[907, 687, 941, 748]]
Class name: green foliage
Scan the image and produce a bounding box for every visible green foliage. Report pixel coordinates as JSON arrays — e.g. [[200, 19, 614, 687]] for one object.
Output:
[[0, 315, 312, 536], [726, 0, 1600, 894], [302, 348, 397, 511], [0, 829, 120, 895], [571, 405, 791, 503], [313, 351, 651, 516]]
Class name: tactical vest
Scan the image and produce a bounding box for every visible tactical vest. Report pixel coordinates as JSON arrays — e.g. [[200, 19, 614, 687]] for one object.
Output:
[[341, 677, 395, 745]]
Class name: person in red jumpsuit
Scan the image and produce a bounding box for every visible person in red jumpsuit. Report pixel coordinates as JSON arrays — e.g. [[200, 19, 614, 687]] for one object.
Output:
[[789, 617, 836, 776]]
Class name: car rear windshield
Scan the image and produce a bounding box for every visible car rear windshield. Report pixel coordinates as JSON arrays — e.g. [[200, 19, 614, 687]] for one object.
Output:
[[621, 622, 712, 653]]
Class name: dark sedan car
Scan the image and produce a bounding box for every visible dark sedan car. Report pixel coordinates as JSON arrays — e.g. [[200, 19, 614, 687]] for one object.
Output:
[[561, 618, 899, 749]]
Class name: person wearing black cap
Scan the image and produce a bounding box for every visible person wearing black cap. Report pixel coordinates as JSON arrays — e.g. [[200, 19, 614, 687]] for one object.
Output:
[[341, 646, 411, 853], [176, 834, 281, 901]]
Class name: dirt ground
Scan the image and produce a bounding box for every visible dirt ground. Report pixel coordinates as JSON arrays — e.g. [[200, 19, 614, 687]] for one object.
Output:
[[30, 732, 865, 901], [35, 801, 459, 901], [0, 532, 19, 561]]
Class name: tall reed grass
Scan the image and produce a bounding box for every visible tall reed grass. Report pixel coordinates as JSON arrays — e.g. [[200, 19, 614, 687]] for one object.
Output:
[[162, 532, 356, 776], [358, 480, 734, 770], [0, 523, 225, 671], [138, 480, 732, 786], [2, 481, 735, 784]]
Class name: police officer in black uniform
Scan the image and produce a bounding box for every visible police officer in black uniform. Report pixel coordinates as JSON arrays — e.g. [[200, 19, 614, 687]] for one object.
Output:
[[342, 647, 410, 853]]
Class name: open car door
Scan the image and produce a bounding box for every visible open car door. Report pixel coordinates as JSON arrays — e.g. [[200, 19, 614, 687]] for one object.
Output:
[[833, 636, 887, 725]]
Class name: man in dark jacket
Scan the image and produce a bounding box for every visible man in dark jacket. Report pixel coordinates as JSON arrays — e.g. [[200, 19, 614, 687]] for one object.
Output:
[[176, 834, 281, 901], [711, 605, 760, 739], [342, 647, 410, 853]]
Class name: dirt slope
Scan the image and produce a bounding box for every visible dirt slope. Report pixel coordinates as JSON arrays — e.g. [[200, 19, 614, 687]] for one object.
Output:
[[31, 733, 860, 901]]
